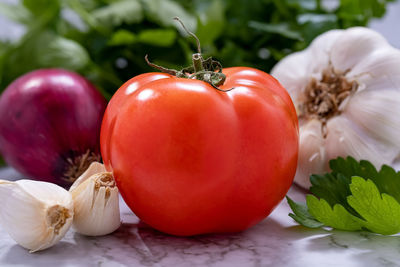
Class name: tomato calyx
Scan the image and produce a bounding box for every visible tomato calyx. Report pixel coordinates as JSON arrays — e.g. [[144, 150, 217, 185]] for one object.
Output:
[[145, 17, 233, 92]]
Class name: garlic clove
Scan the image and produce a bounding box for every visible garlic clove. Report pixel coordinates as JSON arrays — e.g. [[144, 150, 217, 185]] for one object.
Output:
[[325, 115, 397, 168], [347, 48, 400, 79], [271, 51, 312, 97], [308, 29, 343, 73], [69, 161, 106, 191], [0, 180, 73, 252], [295, 119, 326, 188], [354, 73, 400, 94], [345, 89, 400, 146], [330, 27, 389, 72], [271, 29, 343, 109], [70, 163, 120, 236]]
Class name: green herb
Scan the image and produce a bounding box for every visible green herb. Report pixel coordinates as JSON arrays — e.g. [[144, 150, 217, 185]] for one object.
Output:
[[288, 157, 400, 235], [0, 0, 396, 98]]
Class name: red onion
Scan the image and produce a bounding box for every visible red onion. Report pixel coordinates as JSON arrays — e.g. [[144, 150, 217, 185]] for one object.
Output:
[[0, 69, 107, 187]]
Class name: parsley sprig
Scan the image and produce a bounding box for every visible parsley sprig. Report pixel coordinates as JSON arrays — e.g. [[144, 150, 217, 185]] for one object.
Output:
[[287, 157, 400, 235]]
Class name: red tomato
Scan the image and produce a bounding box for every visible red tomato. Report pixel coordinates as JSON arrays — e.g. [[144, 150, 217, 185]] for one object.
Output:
[[101, 67, 298, 236]]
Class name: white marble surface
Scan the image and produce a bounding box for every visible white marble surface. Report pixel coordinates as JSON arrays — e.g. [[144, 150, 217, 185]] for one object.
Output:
[[1, 2, 400, 266], [0, 168, 399, 266]]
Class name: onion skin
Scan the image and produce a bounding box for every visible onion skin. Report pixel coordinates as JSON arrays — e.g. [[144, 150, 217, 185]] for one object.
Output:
[[0, 69, 107, 187]]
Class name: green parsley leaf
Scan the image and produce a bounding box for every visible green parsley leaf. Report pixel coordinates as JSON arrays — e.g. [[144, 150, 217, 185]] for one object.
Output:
[[322, 156, 400, 204], [92, 0, 143, 27], [248, 21, 303, 41], [310, 172, 355, 215], [329, 156, 378, 181], [306, 195, 362, 231], [108, 30, 137, 46], [0, 2, 32, 24], [369, 165, 400, 204], [138, 29, 177, 47], [22, 0, 60, 19], [142, 0, 196, 30], [347, 176, 400, 235], [287, 157, 400, 235], [287, 196, 323, 228], [1, 31, 90, 88], [195, 0, 226, 46]]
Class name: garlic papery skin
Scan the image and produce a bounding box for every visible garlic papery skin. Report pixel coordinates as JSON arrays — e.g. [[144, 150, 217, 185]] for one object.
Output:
[[0, 179, 73, 252], [69, 162, 120, 236], [271, 27, 400, 188]]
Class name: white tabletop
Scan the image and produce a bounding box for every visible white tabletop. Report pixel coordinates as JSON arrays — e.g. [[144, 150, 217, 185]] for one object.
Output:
[[1, 1, 400, 265], [0, 167, 399, 267]]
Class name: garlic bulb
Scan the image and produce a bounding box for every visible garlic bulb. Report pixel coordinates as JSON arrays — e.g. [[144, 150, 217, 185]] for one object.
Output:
[[69, 162, 120, 236], [0, 180, 73, 252], [271, 27, 400, 188]]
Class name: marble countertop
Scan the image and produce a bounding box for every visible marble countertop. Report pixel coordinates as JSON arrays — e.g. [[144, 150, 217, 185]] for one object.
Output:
[[0, 168, 399, 267]]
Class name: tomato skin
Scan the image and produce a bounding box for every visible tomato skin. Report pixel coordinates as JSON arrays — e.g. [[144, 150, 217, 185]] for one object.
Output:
[[101, 72, 172, 166], [101, 67, 298, 236]]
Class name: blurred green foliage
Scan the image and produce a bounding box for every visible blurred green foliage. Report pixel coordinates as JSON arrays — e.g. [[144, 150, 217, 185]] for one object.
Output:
[[0, 0, 396, 98]]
